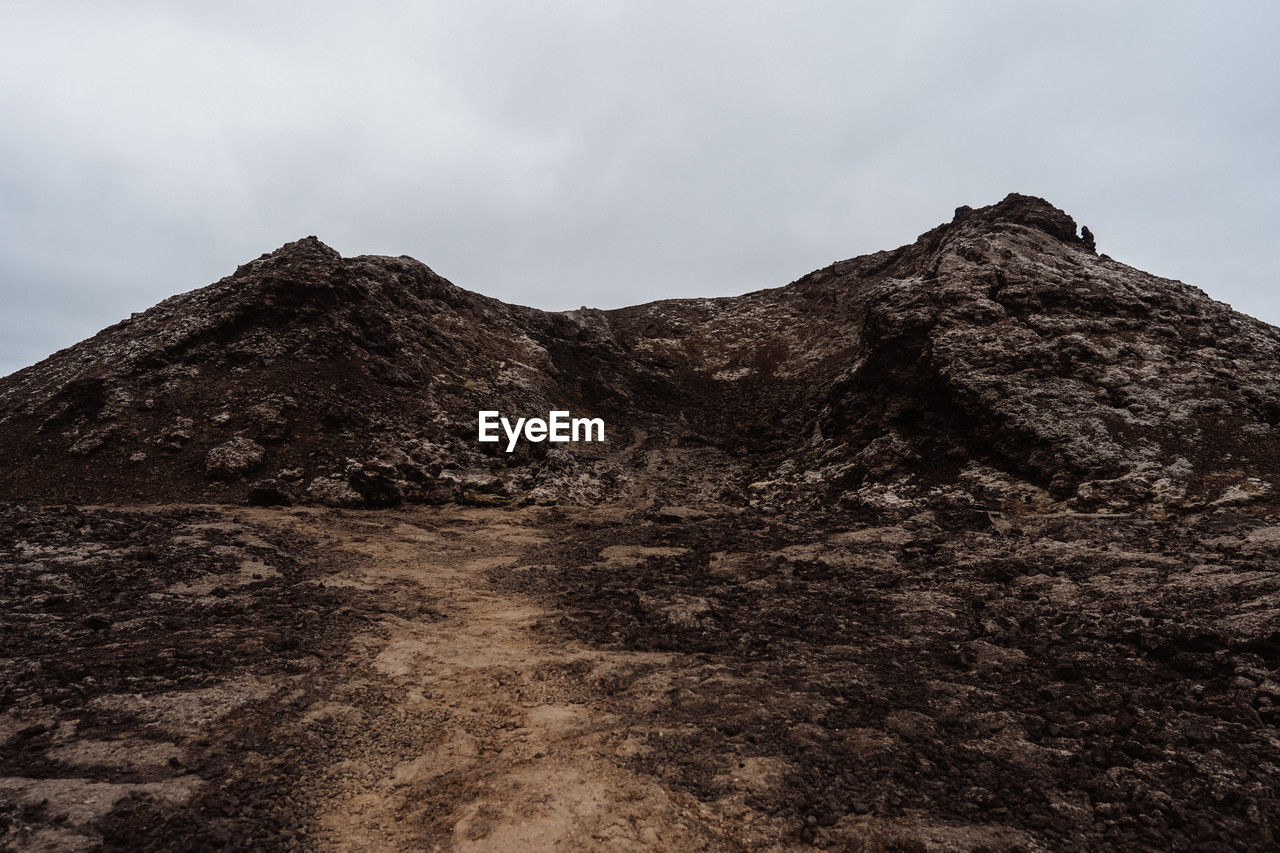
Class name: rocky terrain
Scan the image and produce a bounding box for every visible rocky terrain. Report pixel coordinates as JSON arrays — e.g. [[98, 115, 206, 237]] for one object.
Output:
[[4, 194, 1278, 513], [2, 194, 1279, 850]]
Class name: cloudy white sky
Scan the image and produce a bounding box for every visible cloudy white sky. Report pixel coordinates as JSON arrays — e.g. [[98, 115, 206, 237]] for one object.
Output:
[[1, 1, 1277, 376]]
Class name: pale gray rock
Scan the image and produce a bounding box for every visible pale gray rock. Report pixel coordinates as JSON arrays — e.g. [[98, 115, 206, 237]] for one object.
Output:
[[204, 437, 265, 478]]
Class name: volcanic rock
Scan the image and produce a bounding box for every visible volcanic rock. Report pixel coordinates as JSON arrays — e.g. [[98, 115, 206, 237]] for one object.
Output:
[[205, 437, 265, 479], [4, 196, 1280, 850], [246, 479, 293, 507], [1, 194, 1277, 514]]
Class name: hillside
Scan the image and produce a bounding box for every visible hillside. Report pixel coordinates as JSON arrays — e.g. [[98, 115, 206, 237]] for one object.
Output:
[[4, 195, 1279, 516], [4, 196, 1280, 850]]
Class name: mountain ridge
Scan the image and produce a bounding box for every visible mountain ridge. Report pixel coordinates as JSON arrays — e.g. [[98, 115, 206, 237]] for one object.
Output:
[[2, 193, 1277, 513]]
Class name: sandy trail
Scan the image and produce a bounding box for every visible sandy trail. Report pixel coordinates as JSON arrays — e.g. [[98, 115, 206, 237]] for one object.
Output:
[[243, 505, 744, 852]]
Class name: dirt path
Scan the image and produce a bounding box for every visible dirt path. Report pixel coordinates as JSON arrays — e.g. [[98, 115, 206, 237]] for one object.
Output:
[[244, 506, 752, 851], [11, 501, 1275, 849]]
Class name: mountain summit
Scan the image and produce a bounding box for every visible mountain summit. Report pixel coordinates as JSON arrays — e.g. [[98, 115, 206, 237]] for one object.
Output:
[[2, 194, 1277, 511], [5, 196, 1280, 850]]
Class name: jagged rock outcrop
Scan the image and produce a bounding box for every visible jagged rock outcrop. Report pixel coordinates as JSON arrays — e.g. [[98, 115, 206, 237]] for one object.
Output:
[[0, 237, 624, 504], [2, 194, 1277, 510], [791, 195, 1280, 511]]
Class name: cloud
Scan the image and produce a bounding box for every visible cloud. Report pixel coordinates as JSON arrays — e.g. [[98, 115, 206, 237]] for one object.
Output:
[[2, 0, 1278, 375]]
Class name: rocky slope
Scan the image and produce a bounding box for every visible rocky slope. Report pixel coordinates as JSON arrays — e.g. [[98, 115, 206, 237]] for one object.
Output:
[[5, 501, 1280, 850], [2, 194, 1277, 513], [4, 195, 1280, 850]]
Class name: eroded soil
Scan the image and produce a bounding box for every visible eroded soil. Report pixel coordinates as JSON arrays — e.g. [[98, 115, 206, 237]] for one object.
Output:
[[3, 500, 1280, 850]]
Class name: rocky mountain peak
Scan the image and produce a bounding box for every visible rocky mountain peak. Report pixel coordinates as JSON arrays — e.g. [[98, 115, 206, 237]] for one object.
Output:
[[1, 196, 1276, 514], [8, 197, 1279, 853], [954, 192, 1086, 245], [248, 235, 341, 266], [229, 235, 345, 292]]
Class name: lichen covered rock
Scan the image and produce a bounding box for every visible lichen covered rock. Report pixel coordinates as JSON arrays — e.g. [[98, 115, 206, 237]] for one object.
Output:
[[205, 437, 265, 479]]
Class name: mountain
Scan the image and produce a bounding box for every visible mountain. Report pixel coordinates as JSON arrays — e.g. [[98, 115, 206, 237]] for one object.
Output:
[[2, 194, 1277, 512], [5, 195, 1280, 851]]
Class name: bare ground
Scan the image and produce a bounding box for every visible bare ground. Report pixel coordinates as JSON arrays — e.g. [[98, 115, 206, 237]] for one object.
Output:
[[295, 505, 752, 850], [0, 504, 788, 851], [3, 498, 1279, 850]]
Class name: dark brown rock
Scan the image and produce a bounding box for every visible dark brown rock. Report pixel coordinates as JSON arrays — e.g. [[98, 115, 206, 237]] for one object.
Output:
[[1, 195, 1276, 517], [247, 480, 293, 507]]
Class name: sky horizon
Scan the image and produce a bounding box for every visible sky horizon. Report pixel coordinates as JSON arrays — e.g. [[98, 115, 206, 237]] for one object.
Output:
[[2, 1, 1278, 377]]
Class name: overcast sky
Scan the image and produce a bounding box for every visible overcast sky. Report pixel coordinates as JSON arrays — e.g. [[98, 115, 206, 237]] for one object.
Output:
[[2, 1, 1277, 376]]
